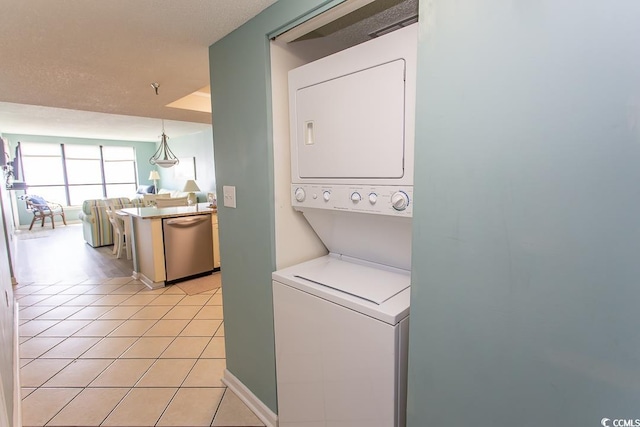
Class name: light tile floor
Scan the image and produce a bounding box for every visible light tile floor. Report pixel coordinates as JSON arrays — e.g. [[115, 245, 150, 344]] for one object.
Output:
[[16, 276, 265, 427]]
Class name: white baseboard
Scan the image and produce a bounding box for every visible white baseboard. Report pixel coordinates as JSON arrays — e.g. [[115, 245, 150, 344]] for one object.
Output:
[[134, 271, 164, 289], [13, 301, 21, 427], [222, 369, 278, 427]]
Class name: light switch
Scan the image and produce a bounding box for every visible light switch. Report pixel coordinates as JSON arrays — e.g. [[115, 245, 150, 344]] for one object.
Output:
[[223, 185, 236, 208]]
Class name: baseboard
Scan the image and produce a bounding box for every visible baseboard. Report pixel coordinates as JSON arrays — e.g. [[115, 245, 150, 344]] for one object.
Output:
[[16, 219, 81, 230], [222, 369, 278, 427], [13, 301, 21, 427], [134, 271, 164, 290]]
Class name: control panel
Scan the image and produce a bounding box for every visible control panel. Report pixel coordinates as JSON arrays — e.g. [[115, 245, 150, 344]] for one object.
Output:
[[291, 184, 413, 217]]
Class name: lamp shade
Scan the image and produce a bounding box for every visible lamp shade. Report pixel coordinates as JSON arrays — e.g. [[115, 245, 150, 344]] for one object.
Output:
[[183, 180, 200, 192], [148, 171, 160, 180]]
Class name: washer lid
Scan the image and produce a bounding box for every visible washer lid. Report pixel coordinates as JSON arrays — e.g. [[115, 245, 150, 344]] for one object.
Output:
[[273, 255, 411, 325], [293, 257, 409, 305], [276, 254, 410, 303]]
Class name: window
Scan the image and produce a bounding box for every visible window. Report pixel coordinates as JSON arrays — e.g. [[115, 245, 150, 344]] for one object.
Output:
[[20, 142, 138, 206], [20, 143, 67, 204], [64, 145, 103, 205], [103, 146, 137, 198]]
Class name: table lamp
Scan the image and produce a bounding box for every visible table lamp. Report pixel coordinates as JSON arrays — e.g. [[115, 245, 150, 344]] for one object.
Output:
[[183, 179, 200, 206], [148, 170, 160, 193]]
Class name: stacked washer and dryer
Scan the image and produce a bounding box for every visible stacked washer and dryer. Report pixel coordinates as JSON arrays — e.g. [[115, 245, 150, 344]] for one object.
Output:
[[272, 24, 417, 427]]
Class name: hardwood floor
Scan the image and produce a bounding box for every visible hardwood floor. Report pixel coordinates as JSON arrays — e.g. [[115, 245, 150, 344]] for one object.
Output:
[[13, 223, 134, 284]]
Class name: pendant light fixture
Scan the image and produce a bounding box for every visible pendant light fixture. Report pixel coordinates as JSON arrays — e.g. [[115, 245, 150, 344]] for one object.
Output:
[[148, 83, 178, 168], [149, 120, 179, 168]]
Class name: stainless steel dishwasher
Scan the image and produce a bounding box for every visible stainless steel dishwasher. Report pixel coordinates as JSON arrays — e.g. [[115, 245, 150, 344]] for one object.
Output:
[[162, 214, 214, 284]]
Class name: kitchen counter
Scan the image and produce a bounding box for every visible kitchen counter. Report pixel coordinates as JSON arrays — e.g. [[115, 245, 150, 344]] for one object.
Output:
[[119, 203, 219, 289], [119, 203, 216, 220]]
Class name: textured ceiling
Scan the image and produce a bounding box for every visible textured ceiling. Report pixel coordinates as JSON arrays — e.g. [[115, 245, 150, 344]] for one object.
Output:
[[296, 0, 416, 42], [0, 0, 276, 140]]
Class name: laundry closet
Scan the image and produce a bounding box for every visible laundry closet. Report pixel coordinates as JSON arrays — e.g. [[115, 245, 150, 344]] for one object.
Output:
[[269, 1, 418, 425]]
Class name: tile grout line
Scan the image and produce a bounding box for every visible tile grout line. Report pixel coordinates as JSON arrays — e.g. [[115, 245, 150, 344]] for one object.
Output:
[[210, 387, 229, 427], [95, 386, 130, 427], [150, 387, 182, 427]]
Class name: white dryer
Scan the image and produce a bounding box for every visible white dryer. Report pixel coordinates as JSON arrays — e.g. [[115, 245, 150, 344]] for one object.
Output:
[[274, 23, 418, 427]]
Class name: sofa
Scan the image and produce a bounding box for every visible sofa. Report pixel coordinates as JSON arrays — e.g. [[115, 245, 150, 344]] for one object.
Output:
[[133, 188, 190, 205], [78, 197, 142, 247], [157, 188, 201, 205], [157, 188, 189, 199]]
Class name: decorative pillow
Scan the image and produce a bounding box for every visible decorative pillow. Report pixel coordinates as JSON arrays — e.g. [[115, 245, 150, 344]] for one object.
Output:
[[136, 185, 156, 194], [28, 195, 48, 206]]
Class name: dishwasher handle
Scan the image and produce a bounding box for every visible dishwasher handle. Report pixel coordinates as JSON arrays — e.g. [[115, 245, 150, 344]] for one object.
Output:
[[165, 216, 209, 227]]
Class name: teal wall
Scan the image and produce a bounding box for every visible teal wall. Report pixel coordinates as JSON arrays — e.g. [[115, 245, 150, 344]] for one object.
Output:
[[3, 133, 156, 226], [213, 0, 640, 422], [407, 1, 640, 425], [209, 0, 343, 412], [155, 128, 215, 202]]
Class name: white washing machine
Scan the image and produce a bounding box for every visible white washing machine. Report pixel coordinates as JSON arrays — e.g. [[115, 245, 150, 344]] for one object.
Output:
[[273, 254, 410, 427], [274, 23, 417, 427]]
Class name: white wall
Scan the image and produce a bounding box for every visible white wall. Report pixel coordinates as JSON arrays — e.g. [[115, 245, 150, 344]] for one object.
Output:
[[0, 183, 17, 426], [270, 38, 342, 269]]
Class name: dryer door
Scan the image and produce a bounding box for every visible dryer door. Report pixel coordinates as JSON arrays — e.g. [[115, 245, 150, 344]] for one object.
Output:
[[293, 59, 406, 179]]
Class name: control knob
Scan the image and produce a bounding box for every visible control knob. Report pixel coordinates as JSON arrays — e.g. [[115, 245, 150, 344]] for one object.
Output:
[[368, 193, 378, 204], [294, 188, 306, 202], [391, 191, 409, 211], [350, 192, 362, 203], [323, 191, 331, 202]]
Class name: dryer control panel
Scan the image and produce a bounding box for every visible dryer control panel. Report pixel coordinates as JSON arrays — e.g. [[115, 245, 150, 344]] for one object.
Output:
[[291, 184, 413, 217]]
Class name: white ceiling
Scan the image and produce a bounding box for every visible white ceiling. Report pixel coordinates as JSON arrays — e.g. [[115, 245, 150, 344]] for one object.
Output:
[[0, 0, 276, 141]]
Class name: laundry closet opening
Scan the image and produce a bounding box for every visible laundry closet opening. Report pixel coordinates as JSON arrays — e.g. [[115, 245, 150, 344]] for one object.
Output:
[[269, 1, 419, 425], [270, 0, 418, 270]]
